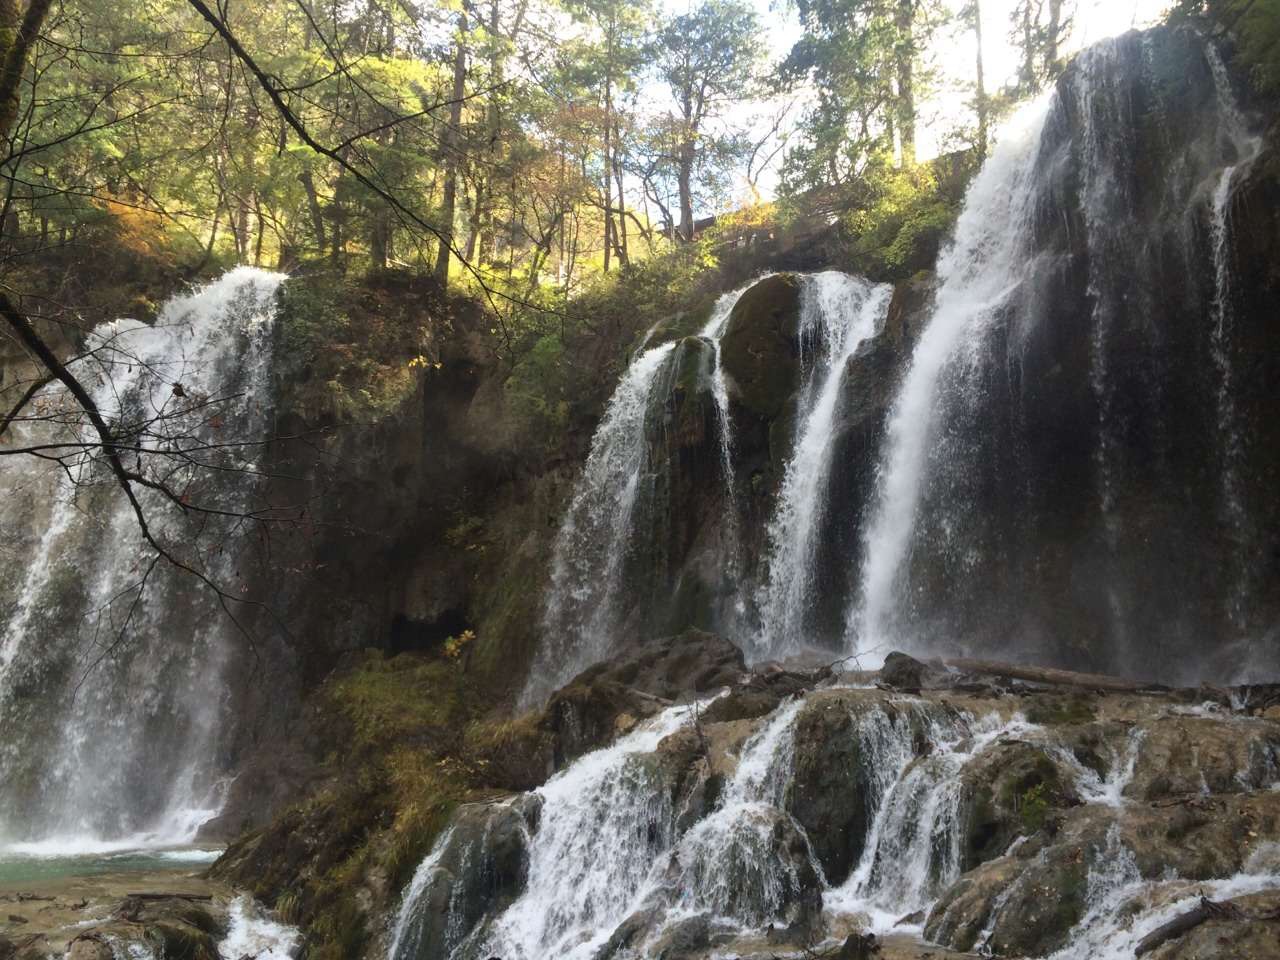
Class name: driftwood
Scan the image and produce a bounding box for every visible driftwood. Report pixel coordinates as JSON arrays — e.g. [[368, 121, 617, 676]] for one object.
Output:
[[1134, 896, 1244, 956], [940, 658, 1156, 693], [123, 892, 214, 902]]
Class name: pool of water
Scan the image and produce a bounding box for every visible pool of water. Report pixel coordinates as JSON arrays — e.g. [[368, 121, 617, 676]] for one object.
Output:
[[0, 846, 221, 886]]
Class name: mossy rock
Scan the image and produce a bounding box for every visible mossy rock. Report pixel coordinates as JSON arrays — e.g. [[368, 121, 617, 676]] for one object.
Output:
[[720, 273, 803, 423], [640, 303, 715, 355]]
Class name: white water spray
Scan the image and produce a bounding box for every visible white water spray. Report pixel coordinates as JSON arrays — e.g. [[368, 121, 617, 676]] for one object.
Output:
[[851, 100, 1052, 655], [754, 273, 891, 658]]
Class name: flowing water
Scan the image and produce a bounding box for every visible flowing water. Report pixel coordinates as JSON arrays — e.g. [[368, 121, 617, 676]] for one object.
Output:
[[754, 273, 891, 660], [1205, 42, 1264, 629], [0, 266, 283, 850], [526, 280, 763, 705], [850, 97, 1051, 659], [849, 32, 1266, 674]]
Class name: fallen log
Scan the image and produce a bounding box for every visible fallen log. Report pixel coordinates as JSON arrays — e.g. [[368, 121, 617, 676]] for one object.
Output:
[[1134, 896, 1243, 956], [123, 892, 214, 901], [940, 658, 1156, 693]]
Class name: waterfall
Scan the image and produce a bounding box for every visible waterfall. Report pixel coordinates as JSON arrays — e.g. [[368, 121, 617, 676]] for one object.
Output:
[[754, 273, 891, 659], [1205, 41, 1263, 629], [849, 29, 1265, 675], [0, 266, 283, 849], [672, 698, 811, 926], [525, 283, 757, 705], [452, 703, 702, 960], [526, 340, 677, 705], [699, 288, 747, 614], [823, 704, 1024, 929], [851, 98, 1052, 658]]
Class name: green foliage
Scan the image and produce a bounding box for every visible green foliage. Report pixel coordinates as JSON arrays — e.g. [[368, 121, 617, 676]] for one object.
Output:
[[842, 156, 964, 278], [1171, 0, 1280, 94], [275, 272, 440, 422], [1017, 782, 1051, 833]]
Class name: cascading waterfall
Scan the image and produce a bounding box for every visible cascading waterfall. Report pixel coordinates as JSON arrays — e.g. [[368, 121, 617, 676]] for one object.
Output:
[[851, 97, 1052, 658], [849, 31, 1266, 675], [671, 698, 811, 926], [754, 273, 891, 659], [824, 704, 1032, 928], [525, 340, 678, 705], [401, 703, 703, 960], [525, 281, 757, 705], [1205, 42, 1263, 629], [0, 266, 283, 849]]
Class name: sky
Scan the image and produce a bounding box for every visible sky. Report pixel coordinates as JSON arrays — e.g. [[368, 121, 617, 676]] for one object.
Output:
[[649, 0, 1173, 204]]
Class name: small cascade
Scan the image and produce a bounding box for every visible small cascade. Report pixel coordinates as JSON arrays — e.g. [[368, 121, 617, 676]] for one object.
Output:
[[0, 266, 283, 848], [825, 705, 1020, 928], [1047, 726, 1144, 807], [672, 698, 811, 926], [219, 896, 302, 960], [1044, 844, 1280, 960], [754, 273, 891, 659], [455, 703, 702, 960]]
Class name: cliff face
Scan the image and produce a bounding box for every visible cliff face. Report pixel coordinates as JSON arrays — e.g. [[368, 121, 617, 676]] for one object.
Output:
[[190, 25, 1280, 959]]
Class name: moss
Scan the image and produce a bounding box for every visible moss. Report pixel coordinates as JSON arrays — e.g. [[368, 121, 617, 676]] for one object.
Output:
[[1025, 694, 1098, 726], [719, 273, 803, 423], [274, 270, 444, 423], [327, 652, 465, 749], [642, 304, 716, 353]]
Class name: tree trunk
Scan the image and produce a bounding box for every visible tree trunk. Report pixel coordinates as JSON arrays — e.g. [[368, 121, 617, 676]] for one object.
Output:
[[939, 658, 1156, 692], [894, 0, 916, 166], [974, 0, 988, 161], [298, 170, 326, 250], [677, 139, 695, 241], [434, 12, 468, 287], [0, 0, 52, 142], [613, 133, 628, 264], [1046, 0, 1063, 74]]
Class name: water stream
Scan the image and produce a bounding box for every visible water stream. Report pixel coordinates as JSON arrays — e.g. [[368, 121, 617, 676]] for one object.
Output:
[[0, 266, 284, 850]]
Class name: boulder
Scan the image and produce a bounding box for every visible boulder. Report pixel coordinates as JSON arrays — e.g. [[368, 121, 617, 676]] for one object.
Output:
[[1123, 716, 1280, 802], [719, 274, 803, 424], [544, 629, 744, 767], [785, 690, 954, 884]]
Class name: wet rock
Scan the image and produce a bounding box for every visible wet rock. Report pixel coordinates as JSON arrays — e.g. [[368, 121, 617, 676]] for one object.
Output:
[[928, 790, 1280, 957], [957, 738, 1079, 869], [786, 690, 952, 884], [720, 273, 803, 424], [593, 906, 661, 960], [923, 856, 1026, 951], [65, 937, 113, 960], [392, 798, 535, 960], [879, 652, 933, 691], [835, 931, 881, 958], [544, 629, 744, 767], [1124, 716, 1280, 801], [1147, 889, 1280, 959], [646, 913, 711, 958]]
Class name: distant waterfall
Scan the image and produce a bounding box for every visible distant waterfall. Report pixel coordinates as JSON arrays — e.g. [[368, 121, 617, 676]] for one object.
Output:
[[0, 267, 283, 848], [851, 98, 1052, 658], [754, 272, 891, 659]]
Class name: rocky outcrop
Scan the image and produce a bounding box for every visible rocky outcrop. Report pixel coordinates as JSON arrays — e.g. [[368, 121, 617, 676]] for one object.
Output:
[[543, 628, 745, 767]]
